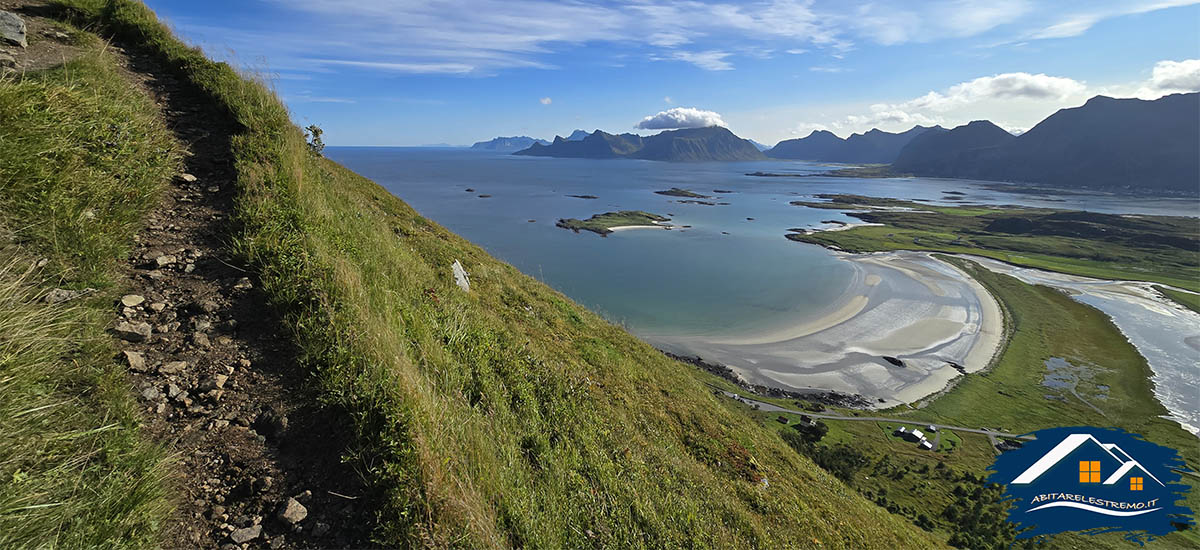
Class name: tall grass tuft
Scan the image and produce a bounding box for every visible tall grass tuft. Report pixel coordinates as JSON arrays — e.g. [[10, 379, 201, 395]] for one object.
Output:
[[0, 39, 177, 549]]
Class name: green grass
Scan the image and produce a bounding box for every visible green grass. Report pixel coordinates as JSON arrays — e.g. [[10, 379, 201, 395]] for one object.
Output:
[[0, 44, 178, 548], [51, 1, 941, 548], [894, 258, 1199, 549], [1156, 285, 1200, 314], [788, 195, 1200, 292], [556, 210, 670, 236]]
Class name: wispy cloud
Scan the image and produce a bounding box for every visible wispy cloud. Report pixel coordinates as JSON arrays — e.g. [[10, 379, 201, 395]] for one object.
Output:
[[288, 94, 356, 104], [1026, 0, 1199, 39], [670, 50, 734, 71], [540, 97, 553, 105], [171, 0, 1198, 80], [809, 66, 848, 73]]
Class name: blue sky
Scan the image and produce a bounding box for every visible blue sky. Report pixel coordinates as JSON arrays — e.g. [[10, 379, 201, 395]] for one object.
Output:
[[147, 0, 1200, 146]]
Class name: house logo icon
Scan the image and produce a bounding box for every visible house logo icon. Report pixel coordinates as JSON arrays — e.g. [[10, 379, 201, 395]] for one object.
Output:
[[988, 426, 1193, 541]]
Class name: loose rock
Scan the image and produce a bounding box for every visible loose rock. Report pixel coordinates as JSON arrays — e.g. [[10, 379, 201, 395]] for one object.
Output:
[[113, 321, 153, 342], [229, 525, 261, 544], [0, 52, 14, 69], [277, 498, 307, 524], [178, 173, 198, 183], [123, 350, 148, 372], [0, 11, 26, 48], [155, 254, 178, 267], [43, 288, 93, 303], [160, 360, 189, 374], [452, 259, 470, 292], [121, 294, 145, 307]]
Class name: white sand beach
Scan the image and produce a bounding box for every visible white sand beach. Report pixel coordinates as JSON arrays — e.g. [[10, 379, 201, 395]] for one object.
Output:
[[648, 250, 1004, 408]]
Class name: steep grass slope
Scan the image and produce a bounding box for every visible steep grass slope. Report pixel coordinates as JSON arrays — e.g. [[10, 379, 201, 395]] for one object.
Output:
[[54, 1, 941, 547], [0, 42, 178, 548]]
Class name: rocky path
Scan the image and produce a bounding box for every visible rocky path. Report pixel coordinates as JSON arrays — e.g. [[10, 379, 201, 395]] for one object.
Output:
[[94, 26, 375, 550]]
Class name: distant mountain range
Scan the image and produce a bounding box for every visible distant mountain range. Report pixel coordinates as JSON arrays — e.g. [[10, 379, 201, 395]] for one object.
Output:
[[515, 126, 766, 162], [891, 93, 1198, 194], [470, 136, 550, 151], [767, 125, 942, 163]]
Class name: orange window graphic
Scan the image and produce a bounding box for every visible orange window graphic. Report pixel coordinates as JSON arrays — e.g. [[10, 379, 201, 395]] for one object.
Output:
[[1130, 477, 1144, 491], [1079, 461, 1101, 483]]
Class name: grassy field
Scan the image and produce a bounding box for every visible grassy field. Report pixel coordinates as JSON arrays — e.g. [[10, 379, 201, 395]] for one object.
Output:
[[0, 40, 178, 548], [1156, 285, 1200, 314], [51, 1, 941, 548], [556, 210, 671, 235], [788, 195, 1200, 292]]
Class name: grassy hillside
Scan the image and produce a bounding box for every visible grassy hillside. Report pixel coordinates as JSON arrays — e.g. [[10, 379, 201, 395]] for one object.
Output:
[[51, 1, 941, 547], [0, 41, 178, 548]]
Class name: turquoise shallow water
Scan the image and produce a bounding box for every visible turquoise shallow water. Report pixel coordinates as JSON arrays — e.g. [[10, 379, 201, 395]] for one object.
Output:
[[326, 147, 1197, 342]]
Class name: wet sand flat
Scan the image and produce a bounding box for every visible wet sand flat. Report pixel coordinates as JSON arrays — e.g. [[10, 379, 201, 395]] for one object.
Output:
[[648, 250, 1004, 408]]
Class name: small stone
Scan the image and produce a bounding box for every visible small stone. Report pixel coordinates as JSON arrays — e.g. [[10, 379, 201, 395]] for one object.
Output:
[[233, 277, 253, 290], [113, 321, 153, 342], [155, 255, 177, 267], [229, 525, 261, 544], [216, 336, 233, 346], [141, 386, 161, 401], [178, 173, 197, 183], [123, 350, 148, 372], [121, 294, 145, 307], [150, 302, 167, 312], [167, 383, 183, 399], [206, 186, 220, 193], [0, 52, 14, 69], [194, 319, 212, 332], [451, 260, 470, 292], [183, 263, 195, 274], [199, 299, 220, 313], [0, 11, 27, 48], [277, 498, 307, 525], [238, 359, 252, 368], [43, 288, 92, 303], [160, 360, 189, 374], [312, 522, 330, 537], [213, 374, 228, 389], [192, 332, 210, 348]]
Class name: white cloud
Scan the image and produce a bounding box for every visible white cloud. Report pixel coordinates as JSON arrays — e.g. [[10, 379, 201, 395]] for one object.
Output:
[[664, 96, 673, 104], [637, 107, 727, 129], [903, 72, 1087, 111], [540, 97, 553, 105], [809, 66, 848, 73], [785, 48, 808, 55], [671, 50, 734, 71], [1149, 59, 1200, 91]]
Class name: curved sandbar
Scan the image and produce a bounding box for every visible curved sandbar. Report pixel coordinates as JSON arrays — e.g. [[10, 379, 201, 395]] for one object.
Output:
[[650, 250, 1004, 408]]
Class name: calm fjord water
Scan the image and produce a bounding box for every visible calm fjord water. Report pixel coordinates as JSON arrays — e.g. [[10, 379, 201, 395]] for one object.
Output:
[[327, 147, 1196, 343]]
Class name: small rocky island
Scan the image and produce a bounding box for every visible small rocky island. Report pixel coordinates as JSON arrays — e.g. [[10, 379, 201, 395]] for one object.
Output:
[[654, 187, 710, 198], [556, 211, 671, 236]]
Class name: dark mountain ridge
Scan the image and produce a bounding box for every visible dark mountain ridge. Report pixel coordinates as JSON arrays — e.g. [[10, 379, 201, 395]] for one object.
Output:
[[470, 135, 550, 151], [515, 126, 766, 161], [891, 93, 1199, 194], [767, 125, 941, 163]]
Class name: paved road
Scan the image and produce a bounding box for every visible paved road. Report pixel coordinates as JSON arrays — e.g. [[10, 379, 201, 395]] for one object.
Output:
[[720, 390, 1035, 441]]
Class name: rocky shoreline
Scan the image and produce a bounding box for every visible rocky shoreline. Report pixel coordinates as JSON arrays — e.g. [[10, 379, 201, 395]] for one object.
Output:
[[664, 352, 874, 409]]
